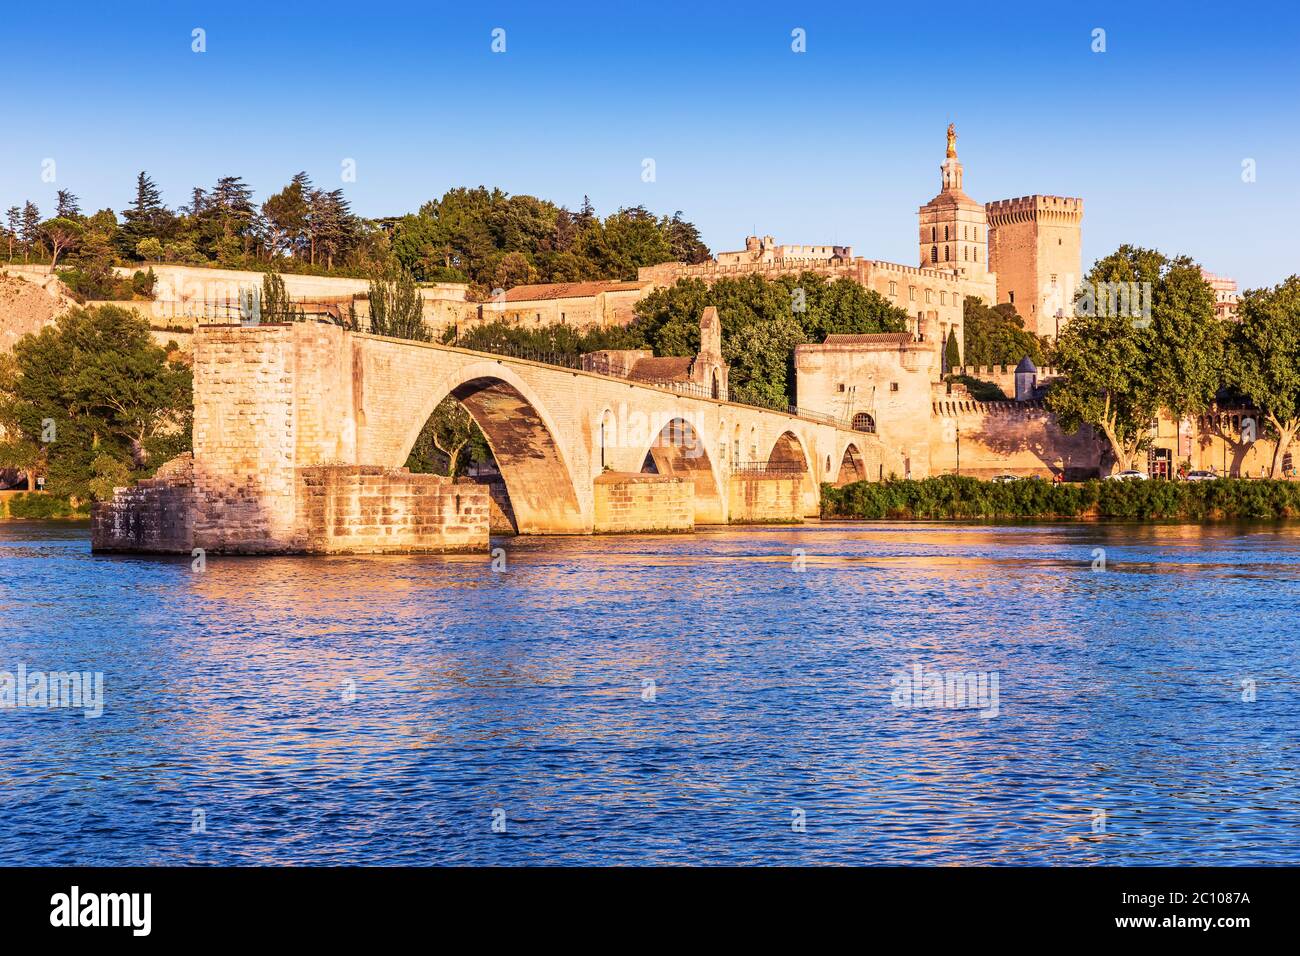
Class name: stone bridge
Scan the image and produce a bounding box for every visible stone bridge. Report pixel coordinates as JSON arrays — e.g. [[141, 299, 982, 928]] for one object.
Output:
[[93, 322, 882, 554]]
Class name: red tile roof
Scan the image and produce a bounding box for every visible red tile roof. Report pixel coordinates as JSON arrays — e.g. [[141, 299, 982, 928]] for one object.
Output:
[[627, 356, 694, 382], [823, 332, 914, 346], [500, 280, 645, 302]]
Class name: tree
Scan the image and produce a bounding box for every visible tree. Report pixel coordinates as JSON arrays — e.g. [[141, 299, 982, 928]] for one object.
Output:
[[407, 398, 477, 476], [20, 202, 41, 262], [121, 171, 173, 253], [664, 211, 711, 264], [577, 205, 674, 279], [945, 328, 961, 371], [962, 297, 1045, 367], [0, 305, 191, 500], [1047, 307, 1154, 473], [262, 172, 311, 262], [629, 273, 907, 405], [366, 263, 428, 341], [1047, 245, 1222, 474], [41, 217, 84, 268], [55, 190, 82, 220], [4, 206, 18, 261], [1227, 276, 1300, 477], [136, 237, 163, 262], [257, 271, 304, 323]]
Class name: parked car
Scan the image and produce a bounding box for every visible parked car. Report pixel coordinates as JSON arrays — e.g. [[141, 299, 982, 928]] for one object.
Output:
[[1184, 470, 1219, 482], [1105, 470, 1149, 481], [990, 474, 1019, 483]]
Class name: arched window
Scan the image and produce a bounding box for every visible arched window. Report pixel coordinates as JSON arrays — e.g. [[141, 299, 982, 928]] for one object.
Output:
[[852, 412, 876, 433], [930, 227, 936, 242], [944, 226, 949, 241], [930, 245, 937, 263], [963, 225, 968, 240], [964, 246, 969, 261], [944, 245, 949, 261], [711, 367, 721, 399]]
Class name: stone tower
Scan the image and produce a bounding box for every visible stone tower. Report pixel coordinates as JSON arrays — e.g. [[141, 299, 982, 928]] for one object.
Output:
[[985, 195, 1084, 340], [918, 124, 990, 280], [691, 305, 728, 400]]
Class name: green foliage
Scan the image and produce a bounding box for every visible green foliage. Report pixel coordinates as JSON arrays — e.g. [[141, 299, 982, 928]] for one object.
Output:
[[4, 493, 89, 519], [366, 263, 428, 341], [391, 187, 706, 292], [627, 272, 908, 405], [405, 398, 491, 477], [0, 305, 192, 502], [1226, 275, 1300, 476], [446, 319, 644, 356], [961, 297, 1046, 367], [822, 475, 1300, 521], [87, 453, 131, 502], [944, 328, 961, 370], [1047, 245, 1219, 472], [256, 271, 305, 324], [944, 374, 1007, 401], [131, 268, 157, 299]]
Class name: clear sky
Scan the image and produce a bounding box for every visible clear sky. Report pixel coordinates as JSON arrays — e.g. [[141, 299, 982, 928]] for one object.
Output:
[[1, 0, 1296, 288]]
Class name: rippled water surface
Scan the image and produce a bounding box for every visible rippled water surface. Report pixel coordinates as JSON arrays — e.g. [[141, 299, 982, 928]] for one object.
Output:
[[1, 520, 1297, 865]]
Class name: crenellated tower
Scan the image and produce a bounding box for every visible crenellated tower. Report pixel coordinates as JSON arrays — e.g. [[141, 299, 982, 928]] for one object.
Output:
[[985, 195, 1084, 340]]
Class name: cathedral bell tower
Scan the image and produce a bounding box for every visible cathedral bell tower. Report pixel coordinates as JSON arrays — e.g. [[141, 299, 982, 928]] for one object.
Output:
[[918, 124, 988, 278]]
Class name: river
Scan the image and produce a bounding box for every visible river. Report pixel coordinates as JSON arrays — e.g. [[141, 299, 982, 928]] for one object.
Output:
[[1, 520, 1296, 865]]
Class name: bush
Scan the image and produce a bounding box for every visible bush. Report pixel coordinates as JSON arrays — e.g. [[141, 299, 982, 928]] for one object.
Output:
[[821, 476, 1300, 521], [4, 493, 89, 519]]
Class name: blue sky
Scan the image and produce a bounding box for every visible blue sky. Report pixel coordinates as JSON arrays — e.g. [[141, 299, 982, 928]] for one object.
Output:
[[1, 1, 1296, 288]]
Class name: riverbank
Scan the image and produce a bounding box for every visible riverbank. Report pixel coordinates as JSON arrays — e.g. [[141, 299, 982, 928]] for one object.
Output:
[[822, 475, 1300, 521], [0, 492, 88, 519]]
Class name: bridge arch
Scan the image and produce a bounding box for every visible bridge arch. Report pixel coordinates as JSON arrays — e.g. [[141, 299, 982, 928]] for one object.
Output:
[[397, 362, 587, 534], [836, 442, 868, 486], [640, 417, 726, 524]]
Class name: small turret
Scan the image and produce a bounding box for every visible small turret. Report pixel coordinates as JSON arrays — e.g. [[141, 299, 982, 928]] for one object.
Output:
[[1014, 356, 1038, 401]]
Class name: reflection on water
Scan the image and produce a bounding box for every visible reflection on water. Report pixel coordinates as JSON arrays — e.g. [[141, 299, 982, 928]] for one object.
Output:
[[1, 519, 1297, 865]]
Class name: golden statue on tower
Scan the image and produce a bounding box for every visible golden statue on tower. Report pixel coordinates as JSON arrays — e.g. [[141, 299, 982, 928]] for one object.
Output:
[[946, 123, 958, 159]]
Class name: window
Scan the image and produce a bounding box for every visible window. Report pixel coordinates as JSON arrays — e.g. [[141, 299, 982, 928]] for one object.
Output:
[[964, 247, 969, 261], [925, 290, 932, 304], [1009, 291, 1015, 304], [889, 281, 897, 296], [930, 245, 937, 263], [909, 286, 916, 302], [931, 227, 936, 242], [940, 291, 947, 305], [836, 383, 846, 393], [890, 382, 899, 392], [1050, 274, 1057, 287], [963, 225, 968, 240], [944, 226, 949, 241], [974, 247, 978, 263], [851, 412, 876, 433], [944, 245, 950, 261]]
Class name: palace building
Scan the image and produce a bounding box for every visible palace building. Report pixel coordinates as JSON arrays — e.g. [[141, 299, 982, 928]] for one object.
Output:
[[466, 125, 1082, 354]]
